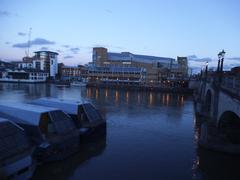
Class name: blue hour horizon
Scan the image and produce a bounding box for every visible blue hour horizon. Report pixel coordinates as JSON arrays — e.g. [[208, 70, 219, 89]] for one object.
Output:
[[1, 0, 240, 73]]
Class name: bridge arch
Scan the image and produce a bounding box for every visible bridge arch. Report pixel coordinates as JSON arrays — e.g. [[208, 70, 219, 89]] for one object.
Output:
[[205, 90, 212, 113], [218, 111, 240, 144]]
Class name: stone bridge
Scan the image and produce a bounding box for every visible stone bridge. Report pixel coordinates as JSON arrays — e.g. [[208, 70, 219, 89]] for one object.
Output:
[[196, 75, 240, 147], [199, 76, 240, 125]]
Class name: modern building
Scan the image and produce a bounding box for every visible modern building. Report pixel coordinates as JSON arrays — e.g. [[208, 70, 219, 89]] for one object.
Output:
[[13, 51, 59, 80], [87, 66, 146, 85], [90, 47, 188, 84], [60, 65, 88, 81], [33, 51, 58, 79]]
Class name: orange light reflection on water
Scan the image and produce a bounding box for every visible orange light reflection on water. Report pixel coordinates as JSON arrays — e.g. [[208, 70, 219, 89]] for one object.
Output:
[[115, 90, 119, 103]]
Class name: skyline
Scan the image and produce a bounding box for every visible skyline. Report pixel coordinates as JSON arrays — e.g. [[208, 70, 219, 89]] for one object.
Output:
[[0, 0, 240, 73]]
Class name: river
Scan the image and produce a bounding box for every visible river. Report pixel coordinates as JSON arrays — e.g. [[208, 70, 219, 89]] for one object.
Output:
[[0, 83, 239, 180]]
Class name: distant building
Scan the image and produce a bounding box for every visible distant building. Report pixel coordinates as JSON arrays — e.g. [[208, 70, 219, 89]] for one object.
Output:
[[12, 51, 59, 79], [60, 65, 88, 81], [33, 51, 58, 79], [87, 66, 146, 85], [0, 60, 15, 69], [0, 69, 48, 83], [90, 47, 188, 84]]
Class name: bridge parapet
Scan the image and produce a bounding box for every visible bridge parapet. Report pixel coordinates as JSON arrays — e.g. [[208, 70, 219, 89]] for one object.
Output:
[[222, 76, 240, 97]]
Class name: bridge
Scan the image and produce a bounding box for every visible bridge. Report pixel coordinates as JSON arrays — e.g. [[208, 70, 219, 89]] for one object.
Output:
[[194, 57, 240, 153]]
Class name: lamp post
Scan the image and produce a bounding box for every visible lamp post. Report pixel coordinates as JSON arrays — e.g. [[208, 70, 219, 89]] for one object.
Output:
[[220, 49, 225, 72], [200, 67, 203, 80], [217, 52, 221, 72], [205, 61, 208, 80], [218, 49, 226, 84]]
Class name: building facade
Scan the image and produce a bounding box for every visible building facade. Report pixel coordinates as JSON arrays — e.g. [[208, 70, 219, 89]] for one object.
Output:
[[89, 47, 188, 84], [0, 69, 48, 83], [33, 51, 58, 79], [11, 51, 59, 79], [87, 66, 146, 85], [60, 65, 88, 81]]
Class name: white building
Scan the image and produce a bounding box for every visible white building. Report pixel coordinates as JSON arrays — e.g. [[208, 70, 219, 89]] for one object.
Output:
[[0, 69, 48, 83], [12, 51, 59, 80], [33, 51, 58, 79]]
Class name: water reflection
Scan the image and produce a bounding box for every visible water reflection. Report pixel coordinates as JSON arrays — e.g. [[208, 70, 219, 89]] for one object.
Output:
[[193, 114, 240, 180], [32, 135, 107, 180], [95, 88, 99, 99], [0, 83, 202, 180], [84, 87, 188, 108], [126, 91, 129, 104], [86, 88, 92, 98], [137, 93, 141, 105], [115, 90, 119, 103], [105, 89, 109, 99], [0, 83, 53, 102], [149, 92, 153, 106], [196, 147, 240, 180]]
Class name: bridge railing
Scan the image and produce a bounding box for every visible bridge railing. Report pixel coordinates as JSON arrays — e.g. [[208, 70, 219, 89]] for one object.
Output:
[[222, 76, 240, 96]]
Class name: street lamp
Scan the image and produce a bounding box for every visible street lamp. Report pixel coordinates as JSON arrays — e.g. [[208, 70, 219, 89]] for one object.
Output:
[[217, 52, 221, 72], [220, 49, 225, 72], [200, 67, 203, 80], [205, 61, 208, 79], [217, 49, 226, 84]]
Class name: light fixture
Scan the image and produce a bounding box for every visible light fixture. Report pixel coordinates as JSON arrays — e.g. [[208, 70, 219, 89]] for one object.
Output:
[[218, 52, 222, 59], [221, 49, 225, 58]]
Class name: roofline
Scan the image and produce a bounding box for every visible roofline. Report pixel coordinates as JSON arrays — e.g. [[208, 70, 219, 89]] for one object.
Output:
[[0, 103, 60, 113], [108, 52, 175, 60], [34, 51, 59, 55]]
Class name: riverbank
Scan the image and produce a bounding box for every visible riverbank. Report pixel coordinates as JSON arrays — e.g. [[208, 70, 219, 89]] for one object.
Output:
[[87, 82, 193, 94]]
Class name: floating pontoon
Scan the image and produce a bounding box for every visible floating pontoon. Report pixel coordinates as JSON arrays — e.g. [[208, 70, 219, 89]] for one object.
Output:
[[0, 103, 80, 162], [31, 98, 106, 137], [0, 117, 35, 179]]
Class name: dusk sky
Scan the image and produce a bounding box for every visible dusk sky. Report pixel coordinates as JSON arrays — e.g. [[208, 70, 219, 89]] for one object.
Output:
[[0, 0, 240, 72]]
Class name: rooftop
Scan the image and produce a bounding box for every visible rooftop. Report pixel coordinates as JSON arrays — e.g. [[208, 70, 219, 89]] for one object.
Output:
[[108, 52, 175, 64], [31, 98, 84, 115], [0, 118, 30, 163], [0, 103, 60, 125], [34, 51, 59, 55]]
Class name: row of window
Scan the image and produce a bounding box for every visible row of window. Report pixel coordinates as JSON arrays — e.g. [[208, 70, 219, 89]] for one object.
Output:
[[30, 77, 46, 80], [89, 71, 143, 75]]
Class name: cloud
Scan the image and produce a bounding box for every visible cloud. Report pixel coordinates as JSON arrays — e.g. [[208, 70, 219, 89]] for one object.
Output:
[[187, 55, 212, 62], [105, 9, 113, 13], [5, 42, 11, 45], [70, 47, 80, 54], [187, 55, 197, 59], [18, 32, 27, 36], [56, 49, 62, 53], [64, 55, 74, 59], [226, 57, 240, 61], [0, 10, 18, 17], [12, 42, 29, 48], [31, 38, 55, 45], [63, 45, 70, 48], [12, 38, 55, 48], [0, 11, 10, 17], [40, 47, 48, 51], [222, 63, 240, 70]]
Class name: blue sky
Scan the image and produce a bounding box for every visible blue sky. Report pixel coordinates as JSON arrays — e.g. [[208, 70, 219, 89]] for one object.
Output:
[[0, 0, 240, 72]]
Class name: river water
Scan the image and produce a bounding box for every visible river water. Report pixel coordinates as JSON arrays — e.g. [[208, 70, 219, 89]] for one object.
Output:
[[0, 83, 239, 180]]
